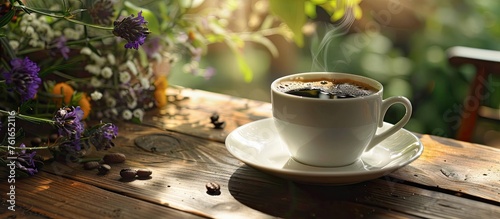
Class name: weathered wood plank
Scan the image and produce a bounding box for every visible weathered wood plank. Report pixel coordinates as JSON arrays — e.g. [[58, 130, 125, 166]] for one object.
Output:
[[35, 120, 499, 218], [391, 134, 500, 203], [3, 89, 499, 218], [0, 172, 205, 219], [39, 123, 269, 218], [148, 89, 500, 203], [229, 165, 500, 219], [142, 88, 272, 142]]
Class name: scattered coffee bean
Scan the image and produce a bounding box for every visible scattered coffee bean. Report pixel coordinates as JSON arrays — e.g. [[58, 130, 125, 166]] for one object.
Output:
[[49, 133, 59, 142], [120, 168, 137, 179], [205, 182, 221, 195], [103, 153, 126, 164], [31, 137, 42, 147], [98, 164, 111, 174], [209, 113, 225, 129], [212, 121, 225, 129], [210, 113, 220, 123], [136, 169, 152, 178], [83, 161, 100, 170]]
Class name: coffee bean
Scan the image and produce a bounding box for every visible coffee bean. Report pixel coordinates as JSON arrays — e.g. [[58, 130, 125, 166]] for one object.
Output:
[[98, 164, 111, 174], [210, 113, 220, 123], [120, 168, 137, 179], [31, 137, 42, 147], [83, 161, 100, 170], [205, 182, 221, 195], [103, 153, 126, 164], [212, 121, 225, 129], [210, 113, 225, 129], [49, 133, 59, 142], [136, 169, 152, 178]]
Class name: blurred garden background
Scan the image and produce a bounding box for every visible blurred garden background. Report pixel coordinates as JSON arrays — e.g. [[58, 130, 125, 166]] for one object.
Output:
[[168, 0, 500, 147]]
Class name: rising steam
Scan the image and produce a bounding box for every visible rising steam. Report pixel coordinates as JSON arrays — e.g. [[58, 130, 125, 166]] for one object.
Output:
[[310, 7, 357, 72]]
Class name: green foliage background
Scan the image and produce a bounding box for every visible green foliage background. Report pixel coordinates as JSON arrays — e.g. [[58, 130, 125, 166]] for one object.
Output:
[[307, 0, 500, 139], [169, 0, 500, 142]]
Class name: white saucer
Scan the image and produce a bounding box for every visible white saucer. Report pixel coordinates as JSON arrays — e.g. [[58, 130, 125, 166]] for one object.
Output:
[[225, 118, 423, 185]]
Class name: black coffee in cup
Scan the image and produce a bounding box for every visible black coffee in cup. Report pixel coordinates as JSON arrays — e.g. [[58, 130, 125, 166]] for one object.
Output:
[[275, 78, 377, 99]]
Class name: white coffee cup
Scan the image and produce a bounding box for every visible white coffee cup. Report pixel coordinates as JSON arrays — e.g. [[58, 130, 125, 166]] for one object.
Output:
[[271, 72, 412, 167]]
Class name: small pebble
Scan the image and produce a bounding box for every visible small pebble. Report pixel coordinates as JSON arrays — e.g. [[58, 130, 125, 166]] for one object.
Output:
[[103, 153, 126, 164], [120, 168, 137, 179], [205, 182, 221, 195], [98, 164, 111, 174], [136, 169, 152, 178], [83, 161, 100, 170]]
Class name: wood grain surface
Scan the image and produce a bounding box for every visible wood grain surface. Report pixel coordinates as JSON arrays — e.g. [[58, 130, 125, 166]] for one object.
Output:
[[1, 88, 499, 218]]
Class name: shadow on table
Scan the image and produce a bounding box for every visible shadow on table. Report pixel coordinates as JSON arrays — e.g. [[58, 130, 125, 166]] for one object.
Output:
[[227, 165, 386, 218]]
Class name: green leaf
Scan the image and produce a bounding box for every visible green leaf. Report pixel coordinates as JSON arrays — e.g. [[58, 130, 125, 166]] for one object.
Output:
[[305, 1, 317, 19], [0, 8, 15, 28], [138, 46, 148, 67], [226, 41, 253, 82], [234, 50, 253, 83], [269, 0, 307, 47], [0, 37, 15, 59], [124, 1, 160, 34], [331, 7, 346, 22], [250, 35, 279, 58]]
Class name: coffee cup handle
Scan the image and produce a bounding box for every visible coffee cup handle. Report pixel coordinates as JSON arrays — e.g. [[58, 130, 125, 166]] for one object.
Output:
[[365, 96, 412, 152]]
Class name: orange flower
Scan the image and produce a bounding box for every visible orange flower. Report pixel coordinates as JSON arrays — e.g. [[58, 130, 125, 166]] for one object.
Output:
[[154, 75, 168, 108], [78, 93, 91, 119], [51, 82, 74, 107]]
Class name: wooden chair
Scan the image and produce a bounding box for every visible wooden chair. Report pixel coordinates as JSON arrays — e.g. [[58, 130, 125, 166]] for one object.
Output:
[[447, 46, 500, 142]]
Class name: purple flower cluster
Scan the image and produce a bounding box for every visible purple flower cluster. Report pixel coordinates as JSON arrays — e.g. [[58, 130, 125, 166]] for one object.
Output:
[[15, 144, 38, 175], [88, 123, 118, 150], [2, 57, 41, 102], [88, 0, 115, 25], [113, 11, 149, 49], [53, 106, 84, 140], [52, 106, 85, 158], [51, 106, 119, 158], [57, 140, 84, 161], [142, 36, 161, 58], [51, 36, 70, 59]]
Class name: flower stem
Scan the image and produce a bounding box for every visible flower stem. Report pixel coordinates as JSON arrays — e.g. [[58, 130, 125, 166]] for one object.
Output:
[[0, 110, 55, 125], [0, 145, 49, 150], [15, 5, 114, 31], [65, 34, 116, 46], [16, 34, 116, 56], [64, 17, 114, 31]]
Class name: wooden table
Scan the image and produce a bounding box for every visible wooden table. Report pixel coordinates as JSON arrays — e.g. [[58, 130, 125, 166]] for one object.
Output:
[[1, 88, 499, 218]]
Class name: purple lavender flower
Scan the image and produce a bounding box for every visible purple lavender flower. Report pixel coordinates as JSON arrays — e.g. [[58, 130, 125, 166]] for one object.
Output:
[[88, 0, 115, 25], [88, 123, 118, 150], [203, 67, 216, 80], [58, 139, 83, 156], [53, 106, 84, 140], [113, 11, 149, 49], [2, 57, 41, 102], [51, 36, 70, 59], [142, 36, 161, 58], [15, 143, 38, 175]]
